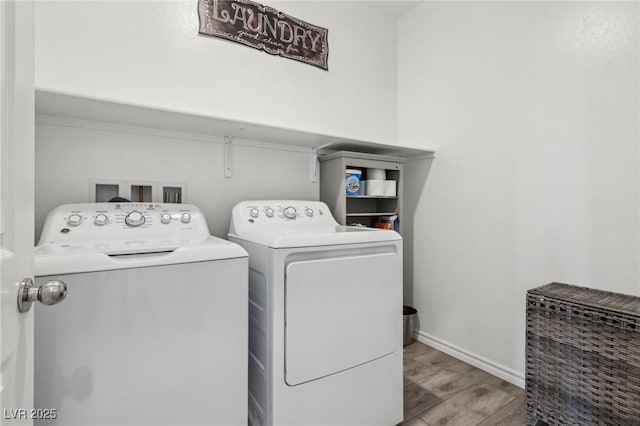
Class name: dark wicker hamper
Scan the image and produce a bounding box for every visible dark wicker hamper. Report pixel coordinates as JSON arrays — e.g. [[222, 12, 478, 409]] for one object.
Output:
[[526, 282, 640, 425]]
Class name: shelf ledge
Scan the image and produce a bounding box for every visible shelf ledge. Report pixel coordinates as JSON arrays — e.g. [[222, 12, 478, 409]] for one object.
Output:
[[347, 195, 398, 199], [346, 212, 398, 217], [36, 89, 437, 158]]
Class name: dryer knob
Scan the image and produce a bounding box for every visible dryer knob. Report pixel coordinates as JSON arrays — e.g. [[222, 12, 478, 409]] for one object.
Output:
[[181, 212, 191, 224], [305, 208, 314, 217], [125, 211, 145, 227], [283, 206, 297, 220], [67, 214, 83, 227], [160, 213, 172, 224], [265, 207, 275, 218], [94, 214, 109, 226], [250, 208, 259, 218]]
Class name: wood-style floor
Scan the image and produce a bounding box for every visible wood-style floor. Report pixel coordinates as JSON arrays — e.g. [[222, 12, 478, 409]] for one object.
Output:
[[402, 341, 525, 425]]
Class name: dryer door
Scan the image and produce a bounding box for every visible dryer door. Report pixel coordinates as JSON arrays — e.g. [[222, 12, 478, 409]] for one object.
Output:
[[284, 251, 401, 386]]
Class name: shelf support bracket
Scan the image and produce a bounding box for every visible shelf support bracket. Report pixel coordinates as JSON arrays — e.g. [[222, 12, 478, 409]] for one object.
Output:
[[224, 136, 232, 178], [223, 128, 243, 178], [310, 143, 333, 183], [310, 147, 319, 183]]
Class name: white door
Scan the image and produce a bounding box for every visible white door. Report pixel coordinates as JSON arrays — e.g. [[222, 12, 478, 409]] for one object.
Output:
[[1, 1, 35, 424], [284, 252, 401, 386]]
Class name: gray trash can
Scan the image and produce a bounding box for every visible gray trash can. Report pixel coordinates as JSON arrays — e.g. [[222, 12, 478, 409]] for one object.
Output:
[[403, 305, 417, 346]]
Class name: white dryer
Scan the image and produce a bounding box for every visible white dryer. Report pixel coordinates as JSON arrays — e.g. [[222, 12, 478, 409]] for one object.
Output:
[[228, 200, 403, 426], [34, 203, 248, 426]]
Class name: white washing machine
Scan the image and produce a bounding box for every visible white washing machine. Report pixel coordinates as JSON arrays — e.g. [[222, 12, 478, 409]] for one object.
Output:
[[33, 202, 248, 426], [228, 200, 403, 426]]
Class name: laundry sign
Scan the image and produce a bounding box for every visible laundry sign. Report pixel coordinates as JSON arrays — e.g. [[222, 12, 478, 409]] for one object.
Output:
[[198, 0, 329, 70]]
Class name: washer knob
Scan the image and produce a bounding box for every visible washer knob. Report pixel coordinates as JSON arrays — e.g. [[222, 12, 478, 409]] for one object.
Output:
[[67, 214, 83, 227], [124, 211, 145, 227], [305, 208, 314, 217], [181, 212, 191, 223], [250, 208, 259, 218], [94, 214, 109, 226], [283, 206, 297, 220], [265, 207, 274, 218], [161, 213, 172, 224]]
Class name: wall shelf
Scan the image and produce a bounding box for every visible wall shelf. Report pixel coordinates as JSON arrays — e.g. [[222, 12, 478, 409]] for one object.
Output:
[[346, 212, 398, 217], [35, 90, 437, 159], [347, 195, 398, 199]]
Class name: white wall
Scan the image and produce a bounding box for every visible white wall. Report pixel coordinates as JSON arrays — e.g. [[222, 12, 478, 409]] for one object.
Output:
[[34, 0, 640, 387], [398, 2, 640, 384], [35, 116, 317, 240], [35, 1, 398, 144]]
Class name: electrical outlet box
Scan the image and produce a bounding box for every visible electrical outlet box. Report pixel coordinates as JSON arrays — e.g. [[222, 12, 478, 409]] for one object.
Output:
[[95, 184, 119, 202], [90, 179, 122, 202], [160, 183, 186, 204], [130, 184, 153, 202]]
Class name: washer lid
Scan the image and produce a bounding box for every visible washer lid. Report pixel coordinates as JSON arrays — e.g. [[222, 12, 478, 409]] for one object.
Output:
[[35, 236, 247, 276], [228, 200, 402, 248]]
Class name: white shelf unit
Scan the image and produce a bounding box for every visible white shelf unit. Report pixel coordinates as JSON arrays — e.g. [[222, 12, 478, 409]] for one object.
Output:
[[319, 151, 405, 233]]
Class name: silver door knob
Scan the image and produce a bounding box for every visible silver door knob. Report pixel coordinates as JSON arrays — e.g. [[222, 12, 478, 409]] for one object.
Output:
[[17, 277, 67, 313]]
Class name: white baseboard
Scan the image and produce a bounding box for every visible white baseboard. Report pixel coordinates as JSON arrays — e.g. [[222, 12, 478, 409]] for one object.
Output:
[[415, 330, 525, 389]]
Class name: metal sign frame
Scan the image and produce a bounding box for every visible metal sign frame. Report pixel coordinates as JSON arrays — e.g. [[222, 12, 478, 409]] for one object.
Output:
[[198, 0, 329, 70]]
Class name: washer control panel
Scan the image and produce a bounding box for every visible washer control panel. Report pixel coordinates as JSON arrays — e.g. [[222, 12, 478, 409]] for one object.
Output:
[[38, 203, 209, 246]]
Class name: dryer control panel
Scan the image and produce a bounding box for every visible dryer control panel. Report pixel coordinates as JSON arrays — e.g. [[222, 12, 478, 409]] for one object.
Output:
[[234, 201, 336, 222], [229, 200, 340, 235], [38, 203, 210, 246]]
